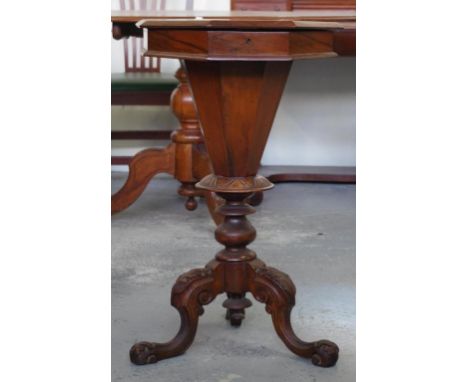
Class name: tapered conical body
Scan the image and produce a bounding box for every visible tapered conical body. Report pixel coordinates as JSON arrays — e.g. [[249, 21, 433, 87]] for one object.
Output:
[[184, 60, 292, 179]]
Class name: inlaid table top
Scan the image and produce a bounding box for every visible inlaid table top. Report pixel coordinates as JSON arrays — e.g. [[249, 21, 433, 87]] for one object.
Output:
[[111, 10, 356, 56], [111, 10, 356, 24]]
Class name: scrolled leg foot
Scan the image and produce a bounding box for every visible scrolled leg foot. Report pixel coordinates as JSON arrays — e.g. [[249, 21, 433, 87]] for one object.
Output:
[[310, 340, 339, 367], [129, 267, 220, 365], [250, 265, 339, 367], [129, 342, 160, 365]]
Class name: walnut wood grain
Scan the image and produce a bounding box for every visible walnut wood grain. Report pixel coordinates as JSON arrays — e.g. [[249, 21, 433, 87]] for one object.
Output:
[[111, 67, 217, 217], [140, 18, 346, 29], [249, 265, 339, 366], [146, 29, 338, 61], [125, 13, 346, 368], [171, 67, 212, 211], [112, 3, 213, 215], [112, 10, 356, 56], [130, 265, 222, 364], [111, 10, 355, 217], [186, 60, 291, 179], [111, 10, 356, 23], [111, 145, 175, 214]]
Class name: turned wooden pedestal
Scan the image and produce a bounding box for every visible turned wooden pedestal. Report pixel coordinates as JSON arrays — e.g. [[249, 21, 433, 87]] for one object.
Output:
[[111, 21, 221, 221], [125, 14, 354, 368], [111, 66, 213, 214]]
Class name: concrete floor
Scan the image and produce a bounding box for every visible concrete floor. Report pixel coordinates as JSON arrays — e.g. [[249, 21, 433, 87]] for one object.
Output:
[[112, 173, 355, 382]]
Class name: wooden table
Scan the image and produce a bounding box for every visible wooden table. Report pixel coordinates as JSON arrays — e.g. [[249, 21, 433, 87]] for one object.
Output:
[[112, 10, 355, 55], [111, 11, 355, 221], [114, 11, 355, 368]]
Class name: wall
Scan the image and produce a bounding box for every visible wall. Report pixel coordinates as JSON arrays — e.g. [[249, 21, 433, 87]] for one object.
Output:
[[111, 0, 355, 169]]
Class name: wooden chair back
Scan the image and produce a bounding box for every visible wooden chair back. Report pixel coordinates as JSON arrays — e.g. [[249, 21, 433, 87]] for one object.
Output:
[[119, 0, 194, 73], [231, 0, 355, 11]]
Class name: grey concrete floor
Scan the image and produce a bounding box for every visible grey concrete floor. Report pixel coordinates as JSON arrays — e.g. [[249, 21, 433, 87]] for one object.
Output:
[[112, 172, 355, 382]]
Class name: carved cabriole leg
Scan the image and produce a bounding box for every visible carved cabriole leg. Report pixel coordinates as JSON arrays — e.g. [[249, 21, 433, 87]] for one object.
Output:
[[248, 265, 339, 367], [130, 263, 223, 365], [111, 145, 175, 214]]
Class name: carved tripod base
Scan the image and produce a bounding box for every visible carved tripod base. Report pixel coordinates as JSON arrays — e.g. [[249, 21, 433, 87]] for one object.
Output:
[[129, 258, 339, 368], [129, 59, 339, 368]]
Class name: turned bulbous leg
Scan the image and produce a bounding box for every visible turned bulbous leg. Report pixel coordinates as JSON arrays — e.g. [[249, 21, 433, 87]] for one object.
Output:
[[170, 66, 208, 213]]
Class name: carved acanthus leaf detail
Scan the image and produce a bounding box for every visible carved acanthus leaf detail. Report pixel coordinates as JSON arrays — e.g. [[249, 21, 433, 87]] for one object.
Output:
[[172, 267, 212, 295], [255, 266, 296, 306], [196, 174, 273, 193]]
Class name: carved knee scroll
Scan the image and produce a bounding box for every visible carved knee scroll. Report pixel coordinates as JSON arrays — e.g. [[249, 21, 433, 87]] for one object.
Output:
[[250, 266, 296, 314], [250, 266, 339, 367], [130, 267, 219, 365]]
